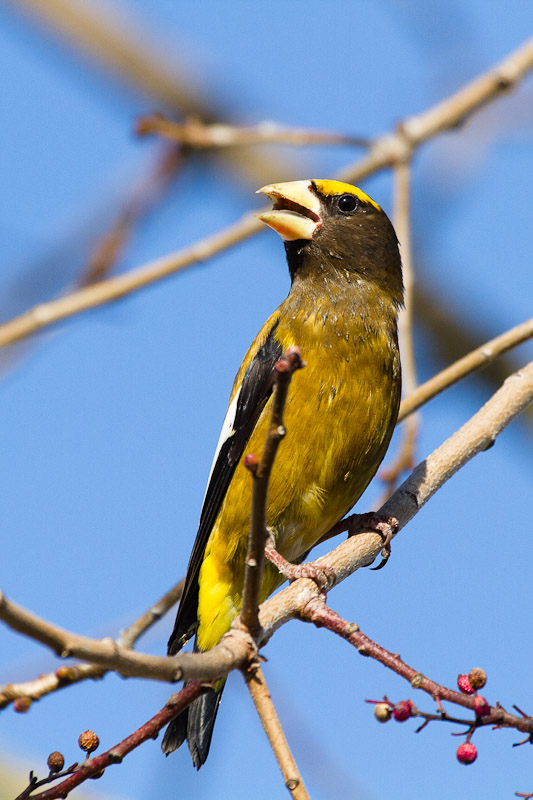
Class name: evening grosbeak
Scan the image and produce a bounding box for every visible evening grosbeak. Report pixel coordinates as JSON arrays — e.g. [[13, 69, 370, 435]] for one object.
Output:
[[162, 179, 403, 767]]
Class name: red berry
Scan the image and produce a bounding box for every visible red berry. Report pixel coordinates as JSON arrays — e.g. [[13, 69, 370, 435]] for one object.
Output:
[[392, 700, 412, 722], [13, 697, 31, 713], [457, 674, 474, 694], [456, 742, 477, 764], [473, 695, 490, 718]]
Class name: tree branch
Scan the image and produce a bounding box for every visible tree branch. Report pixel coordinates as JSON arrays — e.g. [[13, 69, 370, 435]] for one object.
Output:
[[0, 39, 531, 349], [137, 114, 370, 149], [240, 348, 304, 634], [2, 363, 532, 687], [379, 158, 419, 501], [18, 683, 207, 800], [304, 598, 533, 735], [398, 317, 533, 421], [244, 662, 309, 799]]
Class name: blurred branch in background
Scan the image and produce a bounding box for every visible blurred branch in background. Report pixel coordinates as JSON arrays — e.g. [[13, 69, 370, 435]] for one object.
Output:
[[413, 285, 533, 426], [78, 143, 184, 286], [379, 158, 420, 502], [6, 0, 301, 187], [0, 39, 531, 352], [136, 114, 370, 149], [1, 7, 532, 429]]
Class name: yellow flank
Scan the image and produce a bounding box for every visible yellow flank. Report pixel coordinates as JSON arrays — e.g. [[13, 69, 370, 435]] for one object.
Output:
[[312, 179, 382, 211], [196, 295, 399, 651]]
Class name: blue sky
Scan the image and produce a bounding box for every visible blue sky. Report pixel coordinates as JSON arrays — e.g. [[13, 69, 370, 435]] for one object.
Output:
[[0, 2, 532, 799]]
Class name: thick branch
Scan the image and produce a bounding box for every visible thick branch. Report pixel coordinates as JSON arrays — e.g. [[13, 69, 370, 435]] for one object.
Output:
[[2, 362, 532, 685]]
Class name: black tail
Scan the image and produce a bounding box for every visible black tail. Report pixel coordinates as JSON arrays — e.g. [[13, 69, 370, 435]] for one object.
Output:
[[161, 687, 224, 769]]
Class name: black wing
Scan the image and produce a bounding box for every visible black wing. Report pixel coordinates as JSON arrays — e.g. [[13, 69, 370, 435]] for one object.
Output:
[[167, 320, 282, 655]]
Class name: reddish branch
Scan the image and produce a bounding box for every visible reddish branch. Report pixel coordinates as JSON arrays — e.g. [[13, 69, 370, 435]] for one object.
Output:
[[16, 683, 206, 800], [240, 347, 304, 635], [304, 597, 533, 736]]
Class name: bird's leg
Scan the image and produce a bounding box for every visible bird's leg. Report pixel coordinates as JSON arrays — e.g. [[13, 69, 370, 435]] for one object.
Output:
[[317, 512, 399, 570], [265, 533, 335, 592]]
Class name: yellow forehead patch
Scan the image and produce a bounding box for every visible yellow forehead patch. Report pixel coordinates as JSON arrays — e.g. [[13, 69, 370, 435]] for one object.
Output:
[[312, 179, 382, 211]]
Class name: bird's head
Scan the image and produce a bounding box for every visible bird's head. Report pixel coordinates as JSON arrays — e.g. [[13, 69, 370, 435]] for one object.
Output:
[[257, 179, 403, 307]]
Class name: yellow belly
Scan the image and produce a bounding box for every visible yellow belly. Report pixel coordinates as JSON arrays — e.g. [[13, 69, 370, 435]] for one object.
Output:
[[197, 306, 400, 651]]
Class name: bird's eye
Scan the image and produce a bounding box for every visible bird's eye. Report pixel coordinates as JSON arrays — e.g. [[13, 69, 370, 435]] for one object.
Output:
[[337, 193, 358, 213]]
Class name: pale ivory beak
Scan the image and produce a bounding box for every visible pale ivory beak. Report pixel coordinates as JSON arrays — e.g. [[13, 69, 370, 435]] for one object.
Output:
[[256, 180, 322, 241]]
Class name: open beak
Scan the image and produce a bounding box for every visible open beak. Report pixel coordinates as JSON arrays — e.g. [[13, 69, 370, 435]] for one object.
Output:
[[256, 180, 322, 241]]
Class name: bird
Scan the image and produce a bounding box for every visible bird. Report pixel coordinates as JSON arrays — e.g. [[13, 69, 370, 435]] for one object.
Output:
[[162, 179, 403, 768]]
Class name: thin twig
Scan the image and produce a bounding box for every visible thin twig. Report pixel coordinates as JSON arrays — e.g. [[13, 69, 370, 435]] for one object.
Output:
[[17, 683, 206, 800], [137, 114, 370, 149], [0, 212, 261, 348], [338, 37, 533, 184], [244, 662, 309, 799], [2, 362, 532, 685], [0, 579, 183, 708], [240, 348, 304, 635], [379, 158, 419, 501], [79, 143, 184, 286], [304, 598, 533, 735], [0, 39, 531, 349], [398, 317, 533, 421]]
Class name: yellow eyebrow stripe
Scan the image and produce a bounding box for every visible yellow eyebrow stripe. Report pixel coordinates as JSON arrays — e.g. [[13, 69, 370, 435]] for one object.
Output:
[[312, 179, 382, 211]]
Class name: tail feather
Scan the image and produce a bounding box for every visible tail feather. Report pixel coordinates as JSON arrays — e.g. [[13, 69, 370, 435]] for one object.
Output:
[[161, 707, 188, 755], [187, 689, 223, 769], [161, 687, 224, 769]]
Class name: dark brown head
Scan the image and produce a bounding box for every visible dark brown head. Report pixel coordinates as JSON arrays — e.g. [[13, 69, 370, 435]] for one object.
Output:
[[257, 179, 403, 307]]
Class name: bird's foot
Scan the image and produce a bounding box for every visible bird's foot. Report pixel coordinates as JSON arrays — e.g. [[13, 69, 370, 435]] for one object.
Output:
[[344, 512, 399, 570], [265, 544, 336, 592]]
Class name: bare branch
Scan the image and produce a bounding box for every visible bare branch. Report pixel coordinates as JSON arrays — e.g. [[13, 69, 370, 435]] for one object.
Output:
[[399, 317, 533, 421], [137, 114, 370, 149], [380, 159, 419, 500], [339, 37, 533, 184], [0, 212, 261, 348], [18, 683, 206, 800], [240, 348, 304, 635], [0, 579, 183, 707], [304, 598, 533, 735], [244, 662, 309, 799], [2, 363, 532, 687], [0, 39, 531, 349], [258, 360, 533, 642]]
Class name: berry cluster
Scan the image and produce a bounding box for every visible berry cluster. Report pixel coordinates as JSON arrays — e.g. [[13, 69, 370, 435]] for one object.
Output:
[[369, 666, 489, 765]]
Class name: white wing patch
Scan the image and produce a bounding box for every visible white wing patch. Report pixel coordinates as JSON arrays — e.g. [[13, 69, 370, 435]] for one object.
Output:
[[203, 387, 241, 499]]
